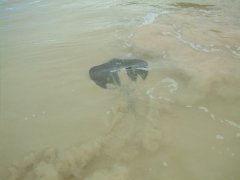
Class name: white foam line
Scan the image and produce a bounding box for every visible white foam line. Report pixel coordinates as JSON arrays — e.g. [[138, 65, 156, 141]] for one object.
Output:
[[202, 48, 210, 52], [162, 161, 168, 167], [210, 113, 216, 120], [161, 77, 178, 93], [224, 119, 240, 129], [161, 31, 172, 36], [146, 88, 156, 99], [146, 88, 154, 95], [127, 33, 134, 38], [162, 97, 175, 103], [216, 134, 224, 140], [159, 10, 169, 15], [157, 96, 174, 103], [149, 95, 155, 99], [231, 50, 240, 57], [195, 44, 202, 48], [142, 13, 159, 25], [161, 30, 222, 53], [198, 106, 209, 112]]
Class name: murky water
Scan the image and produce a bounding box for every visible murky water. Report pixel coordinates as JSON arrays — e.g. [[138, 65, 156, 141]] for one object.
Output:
[[1, 0, 240, 179]]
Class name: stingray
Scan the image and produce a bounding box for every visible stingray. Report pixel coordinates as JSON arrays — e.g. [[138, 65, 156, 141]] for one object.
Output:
[[89, 58, 148, 88]]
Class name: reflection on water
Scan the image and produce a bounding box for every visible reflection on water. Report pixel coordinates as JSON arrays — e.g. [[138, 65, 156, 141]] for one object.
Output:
[[0, 0, 240, 179]]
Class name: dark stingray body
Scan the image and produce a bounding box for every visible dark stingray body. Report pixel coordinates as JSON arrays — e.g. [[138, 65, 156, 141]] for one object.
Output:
[[89, 58, 148, 88]]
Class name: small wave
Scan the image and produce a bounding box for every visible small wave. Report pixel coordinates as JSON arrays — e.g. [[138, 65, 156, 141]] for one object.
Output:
[[161, 77, 178, 93], [224, 119, 240, 129], [142, 13, 158, 25]]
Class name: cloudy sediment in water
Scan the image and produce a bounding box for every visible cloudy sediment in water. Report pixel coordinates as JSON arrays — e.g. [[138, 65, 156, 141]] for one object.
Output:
[[0, 0, 240, 180]]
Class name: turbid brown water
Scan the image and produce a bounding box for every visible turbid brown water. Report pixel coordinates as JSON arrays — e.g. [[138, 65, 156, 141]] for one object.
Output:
[[0, 0, 240, 180]]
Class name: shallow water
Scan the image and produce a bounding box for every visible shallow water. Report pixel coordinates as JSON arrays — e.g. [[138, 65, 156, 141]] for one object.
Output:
[[0, 0, 240, 179]]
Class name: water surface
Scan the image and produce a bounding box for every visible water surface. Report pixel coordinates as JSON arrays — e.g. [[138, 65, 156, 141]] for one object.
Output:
[[0, 0, 240, 179]]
